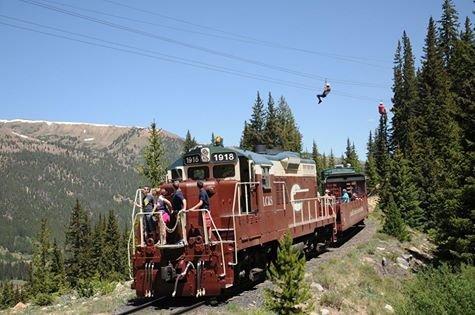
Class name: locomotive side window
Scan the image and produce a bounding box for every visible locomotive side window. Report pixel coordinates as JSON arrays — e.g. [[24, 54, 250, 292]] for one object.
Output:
[[171, 169, 183, 180], [213, 164, 235, 179], [262, 166, 271, 189], [187, 166, 209, 180]]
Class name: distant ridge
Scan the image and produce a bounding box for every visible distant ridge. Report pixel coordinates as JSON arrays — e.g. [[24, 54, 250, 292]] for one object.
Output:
[[0, 118, 182, 139]]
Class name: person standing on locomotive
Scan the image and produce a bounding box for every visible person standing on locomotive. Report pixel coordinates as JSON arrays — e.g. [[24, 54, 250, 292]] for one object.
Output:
[[156, 189, 172, 244], [142, 187, 155, 238], [190, 180, 212, 240], [171, 180, 187, 243], [172, 180, 187, 213]]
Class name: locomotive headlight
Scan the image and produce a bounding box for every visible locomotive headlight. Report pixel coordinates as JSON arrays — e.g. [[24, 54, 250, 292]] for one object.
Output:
[[201, 148, 210, 162]]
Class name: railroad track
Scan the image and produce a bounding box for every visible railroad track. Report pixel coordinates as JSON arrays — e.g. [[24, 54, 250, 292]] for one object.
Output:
[[116, 297, 209, 315]]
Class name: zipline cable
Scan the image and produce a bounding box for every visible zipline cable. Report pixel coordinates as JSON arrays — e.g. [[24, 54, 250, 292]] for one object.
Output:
[[17, 0, 388, 89], [39, 0, 389, 69], [0, 18, 383, 102]]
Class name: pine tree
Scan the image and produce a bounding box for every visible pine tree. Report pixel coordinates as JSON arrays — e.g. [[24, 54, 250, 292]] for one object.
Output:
[[312, 140, 323, 194], [30, 219, 55, 297], [344, 138, 361, 171], [65, 199, 93, 288], [392, 33, 419, 156], [51, 238, 67, 292], [321, 153, 328, 169], [91, 214, 106, 279], [120, 226, 130, 279], [183, 130, 197, 154], [438, 0, 459, 67], [264, 232, 312, 314], [374, 113, 390, 184], [388, 150, 424, 228], [139, 121, 166, 187], [365, 131, 379, 191], [210, 132, 215, 145], [0, 282, 15, 309], [103, 210, 122, 280], [438, 18, 475, 264], [263, 92, 281, 148], [328, 149, 335, 167], [276, 96, 302, 152], [248, 91, 266, 147], [390, 40, 405, 152], [382, 195, 409, 242], [417, 17, 461, 229], [240, 121, 253, 150]]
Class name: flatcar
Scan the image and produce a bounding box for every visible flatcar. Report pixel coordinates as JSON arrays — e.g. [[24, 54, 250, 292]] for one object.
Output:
[[129, 144, 368, 298]]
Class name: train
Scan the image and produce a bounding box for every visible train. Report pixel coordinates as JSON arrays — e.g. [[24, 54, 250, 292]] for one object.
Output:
[[129, 143, 368, 298]]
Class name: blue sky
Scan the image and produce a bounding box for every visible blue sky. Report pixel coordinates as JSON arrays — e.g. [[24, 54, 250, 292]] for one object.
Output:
[[0, 0, 472, 158]]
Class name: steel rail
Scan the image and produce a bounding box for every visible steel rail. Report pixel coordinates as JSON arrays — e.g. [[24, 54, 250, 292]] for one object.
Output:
[[116, 296, 169, 315]]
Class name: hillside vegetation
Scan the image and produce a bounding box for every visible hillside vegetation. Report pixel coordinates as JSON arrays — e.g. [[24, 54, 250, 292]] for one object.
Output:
[[0, 120, 183, 253]]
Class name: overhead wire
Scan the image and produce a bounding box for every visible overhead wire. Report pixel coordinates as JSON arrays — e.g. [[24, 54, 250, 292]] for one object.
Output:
[[0, 16, 381, 102], [17, 0, 387, 89], [39, 0, 389, 69]]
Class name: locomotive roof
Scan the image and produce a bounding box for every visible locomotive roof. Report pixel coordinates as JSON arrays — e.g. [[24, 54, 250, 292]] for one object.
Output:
[[322, 166, 366, 182], [231, 147, 315, 165], [171, 145, 315, 168]]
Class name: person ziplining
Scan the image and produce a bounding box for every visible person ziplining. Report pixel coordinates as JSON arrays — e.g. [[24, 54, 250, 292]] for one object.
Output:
[[317, 82, 331, 104], [378, 101, 387, 116]]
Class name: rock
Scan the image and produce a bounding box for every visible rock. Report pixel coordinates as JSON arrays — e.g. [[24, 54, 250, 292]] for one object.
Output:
[[408, 246, 423, 255], [384, 304, 394, 313], [376, 247, 386, 251], [71, 296, 77, 300], [397, 257, 409, 267], [305, 273, 311, 279], [397, 256, 410, 269], [13, 302, 27, 311], [115, 282, 124, 292], [402, 253, 413, 261], [408, 246, 433, 260], [363, 256, 375, 264], [321, 308, 330, 315], [93, 297, 99, 301], [311, 282, 325, 292]]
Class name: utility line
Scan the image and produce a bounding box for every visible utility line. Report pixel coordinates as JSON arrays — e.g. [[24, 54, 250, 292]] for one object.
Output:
[[0, 15, 320, 90], [40, 0, 389, 69], [18, 0, 387, 89], [0, 18, 382, 102]]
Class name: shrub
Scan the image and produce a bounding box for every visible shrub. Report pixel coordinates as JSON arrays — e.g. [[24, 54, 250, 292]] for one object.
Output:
[[77, 279, 94, 298], [320, 290, 343, 310], [91, 279, 116, 295], [34, 293, 54, 306], [395, 264, 475, 314]]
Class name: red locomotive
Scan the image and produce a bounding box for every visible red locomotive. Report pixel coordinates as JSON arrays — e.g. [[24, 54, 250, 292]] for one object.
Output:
[[129, 144, 368, 298]]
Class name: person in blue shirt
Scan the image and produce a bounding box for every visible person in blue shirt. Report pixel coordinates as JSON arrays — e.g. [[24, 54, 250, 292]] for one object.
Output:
[[190, 180, 212, 240], [172, 180, 187, 213], [341, 189, 350, 203], [171, 180, 187, 243]]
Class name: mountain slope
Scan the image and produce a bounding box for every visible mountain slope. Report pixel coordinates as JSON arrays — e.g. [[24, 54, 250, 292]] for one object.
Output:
[[0, 120, 183, 253]]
